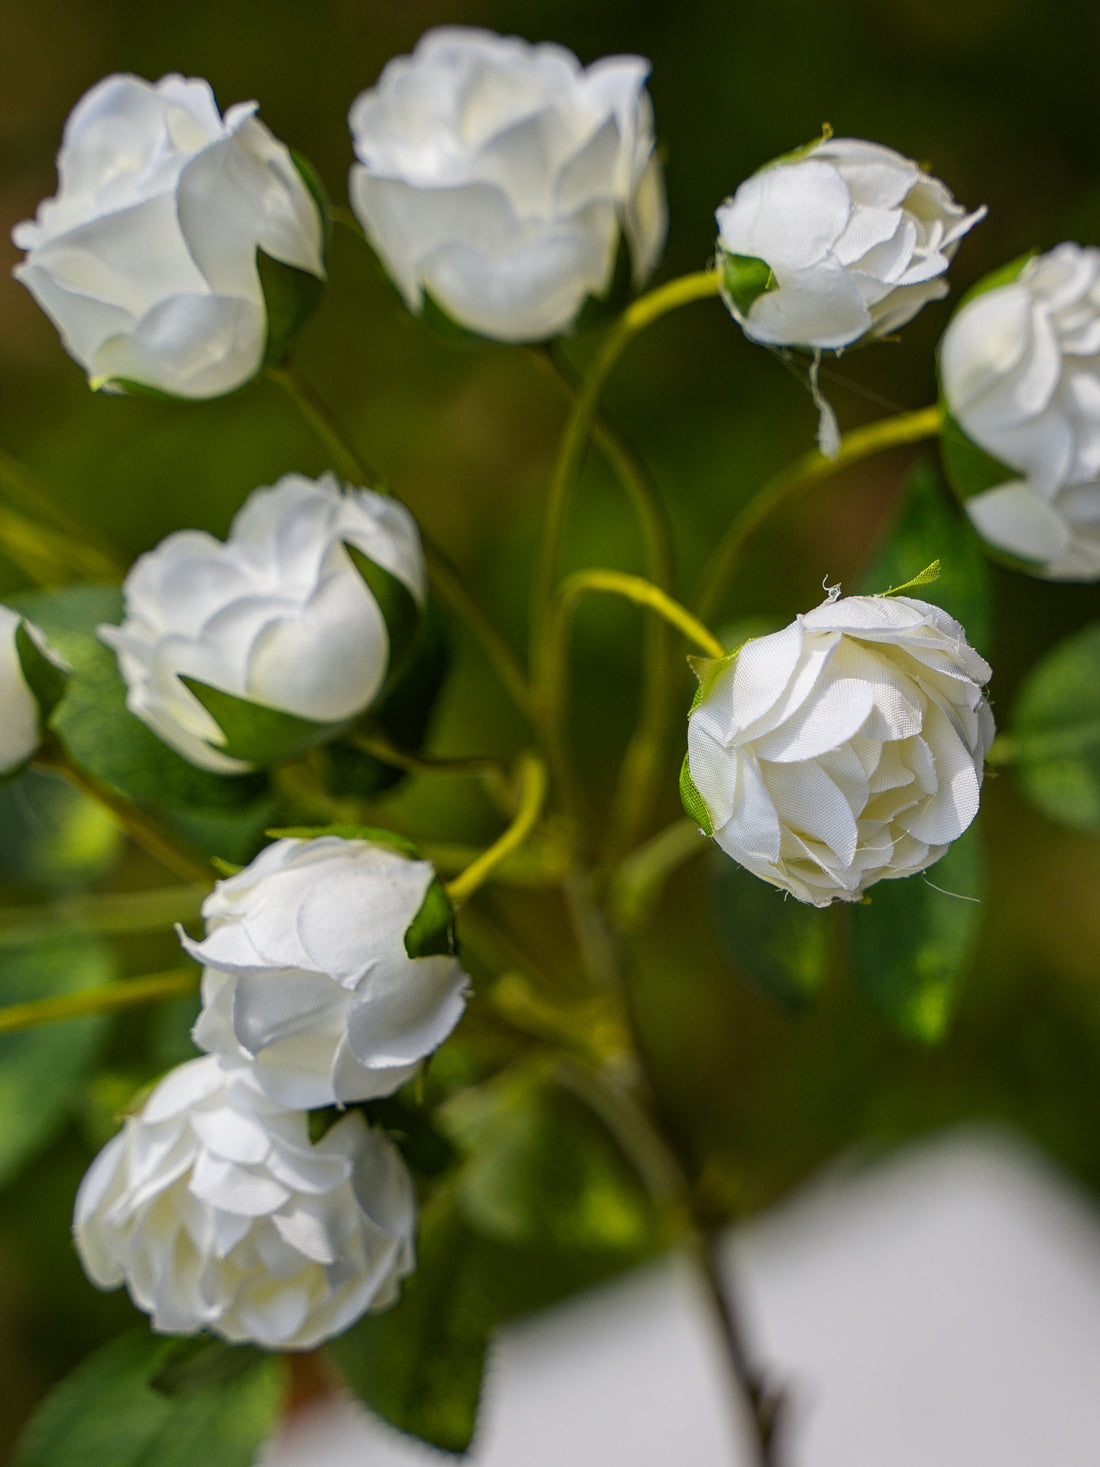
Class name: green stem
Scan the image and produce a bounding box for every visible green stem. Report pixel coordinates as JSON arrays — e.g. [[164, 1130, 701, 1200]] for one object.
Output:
[[693, 404, 943, 625], [610, 817, 708, 931], [343, 729, 509, 783], [0, 967, 200, 1037], [0, 886, 204, 949], [267, 361, 379, 486], [445, 754, 549, 905]]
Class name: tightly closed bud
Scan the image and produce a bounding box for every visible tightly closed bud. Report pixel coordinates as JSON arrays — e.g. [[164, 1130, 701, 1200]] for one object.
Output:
[[348, 26, 667, 342], [0, 606, 68, 776], [683, 593, 994, 907], [13, 74, 325, 398], [940, 243, 1100, 580], [184, 835, 469, 1107], [100, 473, 427, 772], [716, 136, 983, 351], [73, 1055, 416, 1349]]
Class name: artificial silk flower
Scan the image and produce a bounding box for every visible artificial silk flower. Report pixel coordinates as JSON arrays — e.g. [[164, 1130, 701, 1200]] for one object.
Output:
[[0, 606, 68, 776], [683, 592, 994, 907], [348, 26, 667, 342], [13, 73, 325, 398], [73, 1055, 416, 1349], [99, 473, 426, 773], [939, 243, 1100, 580], [716, 136, 984, 352], [185, 835, 469, 1108]]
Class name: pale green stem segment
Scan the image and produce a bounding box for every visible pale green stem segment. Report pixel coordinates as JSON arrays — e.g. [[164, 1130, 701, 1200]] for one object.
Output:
[[693, 404, 943, 625], [0, 447, 126, 582], [445, 753, 549, 905], [0, 885, 205, 949], [0, 966, 199, 1037], [344, 728, 509, 783], [35, 738, 214, 890], [270, 360, 532, 720], [610, 817, 708, 931], [530, 268, 721, 686]]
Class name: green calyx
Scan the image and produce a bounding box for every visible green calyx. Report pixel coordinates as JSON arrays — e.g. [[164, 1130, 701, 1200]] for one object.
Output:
[[15, 620, 69, 729], [180, 678, 346, 767], [679, 753, 714, 836], [719, 252, 776, 319]]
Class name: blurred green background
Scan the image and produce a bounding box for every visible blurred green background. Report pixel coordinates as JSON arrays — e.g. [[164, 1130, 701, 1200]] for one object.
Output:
[[2, 0, 1100, 1457]]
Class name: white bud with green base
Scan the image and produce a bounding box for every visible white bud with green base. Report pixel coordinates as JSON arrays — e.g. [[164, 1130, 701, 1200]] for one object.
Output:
[[0, 605, 69, 776]]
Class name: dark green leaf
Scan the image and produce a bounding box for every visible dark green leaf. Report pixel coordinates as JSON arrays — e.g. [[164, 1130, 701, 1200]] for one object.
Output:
[[0, 935, 117, 1186], [12, 1329, 285, 1467], [359, 1093, 458, 1178], [720, 252, 775, 317], [151, 1337, 268, 1398], [327, 1188, 495, 1457], [1009, 620, 1100, 834], [404, 877, 456, 959], [179, 677, 345, 767], [258, 247, 325, 370], [679, 753, 713, 835], [7, 585, 264, 812], [859, 462, 995, 653], [441, 1069, 656, 1253], [850, 826, 986, 1042], [343, 543, 422, 686], [14, 620, 69, 724], [711, 851, 830, 1008]]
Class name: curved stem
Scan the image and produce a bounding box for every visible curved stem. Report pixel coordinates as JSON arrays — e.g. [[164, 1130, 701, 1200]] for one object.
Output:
[[343, 729, 509, 783], [610, 817, 708, 931], [445, 754, 549, 906], [0, 966, 199, 1037], [693, 404, 943, 625], [267, 361, 379, 486]]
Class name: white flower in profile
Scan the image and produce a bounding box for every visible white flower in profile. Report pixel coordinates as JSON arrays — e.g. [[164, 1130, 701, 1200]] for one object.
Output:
[[73, 1055, 416, 1349], [100, 473, 427, 773], [940, 243, 1100, 580], [0, 605, 68, 776], [12, 73, 325, 398], [683, 593, 994, 907], [185, 835, 469, 1108], [348, 26, 667, 342], [716, 136, 984, 351]]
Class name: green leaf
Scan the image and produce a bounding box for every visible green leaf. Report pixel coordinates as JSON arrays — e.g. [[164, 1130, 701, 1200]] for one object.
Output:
[[679, 753, 714, 836], [441, 1069, 656, 1254], [7, 585, 264, 813], [0, 935, 117, 1186], [719, 252, 776, 317], [404, 876, 456, 959], [12, 1329, 285, 1467], [1009, 620, 1100, 834], [179, 677, 346, 767], [711, 851, 830, 1008], [258, 247, 325, 370], [14, 620, 69, 724], [859, 462, 995, 653], [359, 1093, 458, 1178], [265, 823, 424, 859], [343, 543, 423, 687], [849, 827, 986, 1042], [327, 1187, 496, 1457], [150, 1337, 268, 1398]]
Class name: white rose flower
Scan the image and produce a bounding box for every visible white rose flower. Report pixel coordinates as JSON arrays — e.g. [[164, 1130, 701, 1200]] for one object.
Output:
[[716, 137, 984, 351], [99, 473, 427, 773], [184, 836, 469, 1108], [13, 73, 325, 399], [684, 593, 994, 907], [0, 606, 68, 775], [940, 243, 1100, 580], [348, 26, 667, 342], [73, 1055, 416, 1349]]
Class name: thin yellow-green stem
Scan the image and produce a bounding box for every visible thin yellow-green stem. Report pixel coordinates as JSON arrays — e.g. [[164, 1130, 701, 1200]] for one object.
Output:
[[267, 361, 379, 486], [0, 967, 200, 1037], [610, 817, 708, 931], [693, 404, 943, 625], [445, 754, 548, 906], [0, 886, 205, 949]]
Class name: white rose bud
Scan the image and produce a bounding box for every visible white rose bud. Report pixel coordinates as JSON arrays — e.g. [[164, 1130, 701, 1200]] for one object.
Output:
[[73, 1055, 416, 1349], [99, 473, 427, 773], [716, 137, 984, 351], [0, 606, 69, 775], [683, 593, 994, 907], [940, 243, 1100, 580], [184, 836, 469, 1108], [348, 26, 667, 342], [13, 73, 325, 399]]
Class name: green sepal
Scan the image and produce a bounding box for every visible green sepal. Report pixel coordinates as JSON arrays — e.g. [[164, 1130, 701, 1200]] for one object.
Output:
[[150, 1338, 268, 1398], [953, 250, 1037, 311], [766, 124, 834, 170], [679, 752, 714, 836], [719, 252, 776, 318], [404, 876, 456, 959], [571, 231, 635, 335], [14, 619, 69, 726], [881, 559, 941, 596], [344, 543, 423, 690], [290, 147, 333, 261], [258, 246, 325, 370], [179, 677, 346, 767], [418, 288, 490, 347], [89, 377, 181, 401], [938, 406, 1017, 505], [359, 1091, 458, 1178], [265, 822, 426, 861]]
